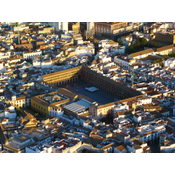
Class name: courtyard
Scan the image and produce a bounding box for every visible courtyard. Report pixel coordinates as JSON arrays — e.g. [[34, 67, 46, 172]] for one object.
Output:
[[59, 79, 119, 105]]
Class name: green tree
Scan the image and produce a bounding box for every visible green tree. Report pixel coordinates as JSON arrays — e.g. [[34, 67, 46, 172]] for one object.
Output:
[[151, 60, 157, 65], [159, 62, 163, 67], [157, 58, 164, 67], [158, 57, 163, 63], [140, 38, 147, 45], [16, 108, 22, 116], [134, 38, 141, 47], [163, 55, 169, 59], [35, 113, 39, 117], [126, 45, 136, 54], [118, 40, 123, 46]]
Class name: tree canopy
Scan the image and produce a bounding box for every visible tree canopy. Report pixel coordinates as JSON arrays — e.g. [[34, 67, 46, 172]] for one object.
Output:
[[118, 40, 123, 46], [140, 38, 147, 45], [126, 37, 148, 54], [134, 38, 141, 47], [151, 59, 164, 67], [16, 108, 22, 116], [151, 60, 157, 65]]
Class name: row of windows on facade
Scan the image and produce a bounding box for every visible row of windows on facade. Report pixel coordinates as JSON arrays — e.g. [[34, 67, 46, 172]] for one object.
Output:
[[45, 72, 80, 79], [33, 103, 60, 112], [12, 99, 24, 102], [24, 54, 41, 58], [33, 108, 46, 116], [86, 76, 123, 91], [95, 27, 112, 33], [33, 103, 46, 111], [13, 103, 25, 106], [50, 108, 58, 111]]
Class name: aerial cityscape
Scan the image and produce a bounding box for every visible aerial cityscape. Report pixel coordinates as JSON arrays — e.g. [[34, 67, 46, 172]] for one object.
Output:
[[1, 21, 175, 153]]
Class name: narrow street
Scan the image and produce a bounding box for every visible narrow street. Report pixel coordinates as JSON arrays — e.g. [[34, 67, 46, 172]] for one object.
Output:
[[148, 140, 160, 153]]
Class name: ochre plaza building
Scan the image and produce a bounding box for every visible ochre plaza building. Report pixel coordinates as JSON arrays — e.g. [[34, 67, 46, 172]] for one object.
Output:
[[42, 66, 144, 119]]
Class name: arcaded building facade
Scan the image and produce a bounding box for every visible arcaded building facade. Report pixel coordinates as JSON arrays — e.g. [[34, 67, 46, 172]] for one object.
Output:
[[42, 66, 145, 119], [43, 66, 82, 86], [42, 66, 142, 99]]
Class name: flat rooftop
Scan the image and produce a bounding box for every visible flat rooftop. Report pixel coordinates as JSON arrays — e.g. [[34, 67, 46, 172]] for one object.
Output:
[[40, 93, 68, 104], [59, 79, 119, 105], [64, 98, 91, 113], [13, 135, 31, 143]]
